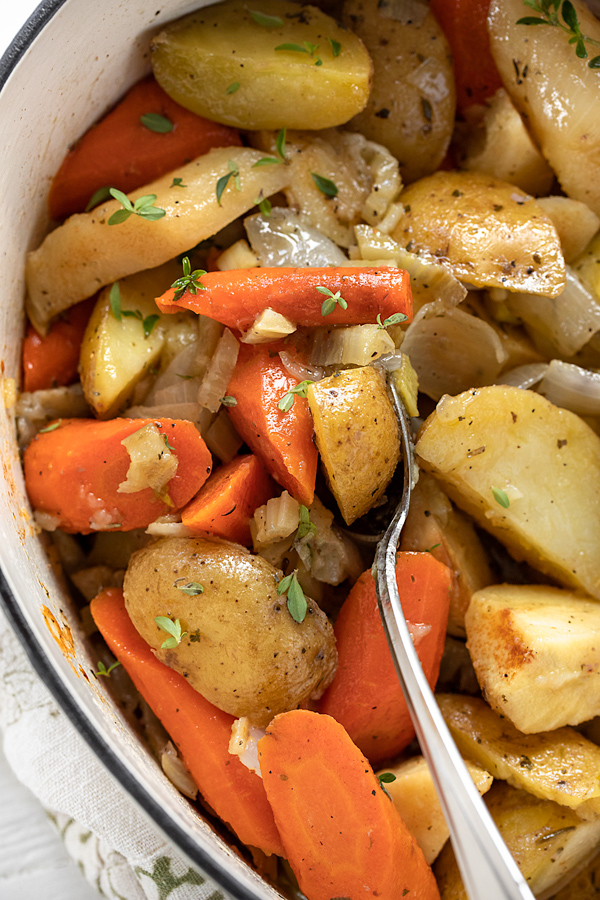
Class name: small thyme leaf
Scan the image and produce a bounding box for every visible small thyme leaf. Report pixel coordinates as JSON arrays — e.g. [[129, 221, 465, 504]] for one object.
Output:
[[311, 172, 338, 197], [250, 9, 284, 27], [254, 194, 272, 216], [275, 126, 287, 160], [170, 177, 187, 188], [275, 41, 311, 54], [140, 112, 174, 133], [278, 379, 314, 412], [220, 395, 238, 407], [154, 615, 187, 648], [109, 282, 122, 320], [252, 128, 288, 169], [329, 38, 341, 57], [378, 772, 397, 800], [376, 312, 409, 329], [425, 543, 441, 553], [163, 434, 175, 451], [143, 314, 160, 337], [277, 570, 307, 623], [226, 81, 240, 94], [216, 161, 241, 204], [95, 660, 121, 677], [517, 0, 600, 65], [492, 487, 510, 509], [316, 285, 347, 316], [39, 419, 63, 433], [297, 505, 317, 540], [175, 581, 205, 596], [85, 185, 112, 212], [107, 188, 166, 224]]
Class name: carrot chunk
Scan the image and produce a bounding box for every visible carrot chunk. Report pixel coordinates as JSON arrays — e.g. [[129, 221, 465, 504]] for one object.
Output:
[[319, 552, 452, 765], [22, 297, 95, 393], [258, 709, 440, 900], [91, 588, 284, 857]]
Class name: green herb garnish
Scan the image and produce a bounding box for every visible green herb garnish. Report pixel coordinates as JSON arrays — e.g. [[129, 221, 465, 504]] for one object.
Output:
[[517, 0, 600, 67], [277, 571, 308, 623], [317, 285, 347, 316], [297, 505, 317, 540], [376, 312, 409, 329], [311, 172, 338, 197], [163, 434, 175, 451], [226, 81, 241, 94], [278, 379, 314, 412], [250, 9, 284, 27], [220, 395, 238, 407], [253, 127, 288, 167], [492, 487, 510, 509], [95, 660, 121, 677], [85, 185, 112, 212], [140, 112, 174, 133], [171, 256, 207, 301], [170, 177, 187, 188], [174, 581, 204, 596], [254, 194, 272, 216], [216, 159, 241, 205], [107, 188, 166, 225], [329, 38, 341, 57], [108, 282, 160, 336], [425, 543, 441, 553], [378, 772, 397, 800], [39, 419, 63, 433], [275, 41, 322, 65], [155, 615, 188, 649]]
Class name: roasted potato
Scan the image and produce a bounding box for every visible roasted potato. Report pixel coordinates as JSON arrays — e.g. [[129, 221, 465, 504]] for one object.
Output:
[[307, 366, 400, 524], [343, 0, 455, 184], [123, 536, 337, 726], [391, 171, 566, 296], [26, 147, 291, 330], [439, 693, 600, 815], [151, 0, 372, 131], [415, 385, 600, 600], [465, 585, 600, 734]]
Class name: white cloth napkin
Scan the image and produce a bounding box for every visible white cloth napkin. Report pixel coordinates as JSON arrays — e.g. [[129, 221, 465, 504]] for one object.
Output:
[[0, 607, 227, 900]]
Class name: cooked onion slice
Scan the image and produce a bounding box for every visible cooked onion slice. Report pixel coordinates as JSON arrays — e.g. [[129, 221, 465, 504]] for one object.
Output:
[[241, 308, 296, 344], [245, 208, 347, 268], [402, 305, 507, 400], [229, 717, 266, 777], [497, 363, 548, 390], [197, 328, 239, 414], [252, 490, 300, 548], [118, 423, 178, 504], [161, 741, 198, 799], [538, 359, 600, 416], [310, 324, 394, 367]]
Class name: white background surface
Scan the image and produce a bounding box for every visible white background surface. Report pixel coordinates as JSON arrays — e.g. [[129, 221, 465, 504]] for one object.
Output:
[[0, 3, 100, 898]]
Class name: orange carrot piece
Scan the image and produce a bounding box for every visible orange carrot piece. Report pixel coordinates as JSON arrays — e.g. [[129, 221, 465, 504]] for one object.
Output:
[[430, 0, 502, 114], [23, 417, 212, 533], [22, 297, 95, 393], [319, 552, 452, 765], [48, 75, 241, 220], [258, 710, 440, 900], [156, 267, 413, 332], [225, 345, 317, 507], [91, 588, 284, 857], [181, 453, 277, 546]]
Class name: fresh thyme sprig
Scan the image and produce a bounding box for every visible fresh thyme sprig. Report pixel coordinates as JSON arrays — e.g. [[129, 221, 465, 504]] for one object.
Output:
[[278, 380, 314, 412], [154, 615, 188, 649], [253, 128, 288, 168], [171, 256, 207, 301], [517, 0, 600, 67], [107, 188, 166, 224], [95, 659, 121, 678], [317, 285, 347, 316], [277, 570, 308, 623], [109, 282, 160, 337], [216, 159, 242, 204]]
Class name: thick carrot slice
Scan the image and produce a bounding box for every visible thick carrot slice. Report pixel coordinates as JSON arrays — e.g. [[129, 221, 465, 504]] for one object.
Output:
[[48, 75, 241, 220], [156, 267, 413, 331], [430, 0, 502, 114], [23, 417, 212, 533], [258, 710, 440, 900], [319, 552, 452, 765], [181, 453, 276, 546], [22, 297, 95, 393], [224, 345, 317, 507], [91, 588, 284, 857]]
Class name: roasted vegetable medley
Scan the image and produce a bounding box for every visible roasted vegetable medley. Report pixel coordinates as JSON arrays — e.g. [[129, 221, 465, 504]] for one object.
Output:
[[17, 0, 600, 897]]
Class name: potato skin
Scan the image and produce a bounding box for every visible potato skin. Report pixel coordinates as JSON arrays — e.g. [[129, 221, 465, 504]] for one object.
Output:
[[123, 536, 337, 726]]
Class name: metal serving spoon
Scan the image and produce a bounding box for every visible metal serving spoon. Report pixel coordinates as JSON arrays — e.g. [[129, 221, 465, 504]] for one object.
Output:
[[374, 375, 535, 900]]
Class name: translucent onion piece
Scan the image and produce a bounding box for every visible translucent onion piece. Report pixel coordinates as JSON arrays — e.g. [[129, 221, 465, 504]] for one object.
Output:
[[143, 341, 201, 407], [241, 308, 296, 344], [402, 305, 508, 400], [229, 717, 266, 777], [310, 324, 395, 367], [161, 741, 198, 799], [245, 208, 347, 268], [203, 408, 243, 463], [118, 423, 178, 503], [294, 497, 363, 586], [355, 138, 403, 228], [538, 359, 600, 416], [506, 268, 600, 357], [278, 350, 324, 383], [16, 383, 89, 448], [252, 490, 300, 548], [197, 328, 240, 413], [146, 516, 193, 538], [497, 363, 548, 390]]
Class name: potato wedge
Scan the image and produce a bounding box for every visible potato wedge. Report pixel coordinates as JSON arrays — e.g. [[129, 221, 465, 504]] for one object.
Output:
[[536, 197, 599, 265], [307, 366, 400, 524], [400, 473, 493, 637], [123, 536, 337, 727], [26, 146, 292, 332], [435, 782, 600, 900], [465, 585, 600, 735], [80, 261, 188, 418], [439, 693, 600, 814], [342, 0, 455, 184], [377, 755, 492, 864], [391, 171, 566, 296], [489, 0, 600, 216], [415, 385, 600, 599], [151, 0, 372, 131]]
